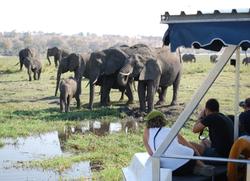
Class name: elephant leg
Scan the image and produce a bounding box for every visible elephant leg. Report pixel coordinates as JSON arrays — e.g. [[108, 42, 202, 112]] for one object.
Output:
[[20, 62, 23, 71], [60, 97, 63, 112], [54, 57, 58, 67], [75, 95, 80, 109], [66, 96, 71, 112], [27, 67, 32, 81], [138, 81, 147, 113], [33, 71, 37, 80], [119, 90, 125, 101], [146, 80, 156, 113], [171, 72, 181, 105], [156, 86, 167, 105], [101, 76, 113, 107], [88, 84, 95, 110], [126, 81, 134, 105], [38, 70, 41, 80]]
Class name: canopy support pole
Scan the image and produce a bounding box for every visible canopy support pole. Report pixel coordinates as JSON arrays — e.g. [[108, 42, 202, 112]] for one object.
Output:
[[234, 47, 240, 140], [151, 46, 237, 178]]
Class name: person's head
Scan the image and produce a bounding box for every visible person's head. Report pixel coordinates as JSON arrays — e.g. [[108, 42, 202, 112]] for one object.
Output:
[[205, 98, 219, 115], [239, 97, 250, 111], [144, 110, 166, 128]]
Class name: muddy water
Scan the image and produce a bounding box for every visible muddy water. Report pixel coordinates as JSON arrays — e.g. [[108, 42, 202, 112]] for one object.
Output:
[[0, 131, 91, 180]]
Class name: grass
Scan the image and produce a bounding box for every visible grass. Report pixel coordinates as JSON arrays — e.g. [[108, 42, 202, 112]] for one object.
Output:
[[0, 55, 250, 180]]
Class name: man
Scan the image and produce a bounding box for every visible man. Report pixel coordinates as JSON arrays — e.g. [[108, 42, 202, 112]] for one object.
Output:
[[192, 98, 234, 161], [239, 97, 250, 136]]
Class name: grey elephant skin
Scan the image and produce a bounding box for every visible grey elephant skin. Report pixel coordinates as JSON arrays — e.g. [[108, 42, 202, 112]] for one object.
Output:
[[23, 57, 42, 81], [47, 47, 69, 67], [242, 57, 250, 65], [182, 53, 196, 63], [210, 54, 218, 63], [18, 48, 36, 70], [59, 77, 79, 112], [118, 46, 182, 113], [87, 47, 133, 109], [55, 53, 89, 102]]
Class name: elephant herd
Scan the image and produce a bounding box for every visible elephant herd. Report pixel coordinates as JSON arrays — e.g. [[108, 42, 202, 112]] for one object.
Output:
[[18, 44, 182, 113]]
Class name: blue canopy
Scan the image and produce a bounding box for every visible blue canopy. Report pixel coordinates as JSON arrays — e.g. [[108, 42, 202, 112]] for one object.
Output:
[[162, 11, 250, 51]]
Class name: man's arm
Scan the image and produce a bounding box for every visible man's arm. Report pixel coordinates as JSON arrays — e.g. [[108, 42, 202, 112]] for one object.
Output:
[[192, 121, 205, 133], [193, 109, 206, 133]]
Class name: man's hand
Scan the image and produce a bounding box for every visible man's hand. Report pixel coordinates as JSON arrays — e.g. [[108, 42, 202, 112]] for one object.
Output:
[[198, 108, 206, 121]]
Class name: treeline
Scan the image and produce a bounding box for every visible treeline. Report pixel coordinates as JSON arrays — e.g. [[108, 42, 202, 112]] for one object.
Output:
[[0, 31, 162, 57]]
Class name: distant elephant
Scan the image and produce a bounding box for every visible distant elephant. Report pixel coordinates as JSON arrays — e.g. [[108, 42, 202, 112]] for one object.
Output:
[[47, 47, 69, 67], [23, 57, 42, 81], [118, 46, 182, 113], [242, 57, 250, 65], [55, 53, 89, 101], [87, 47, 133, 109], [18, 48, 35, 70], [59, 77, 79, 112], [182, 53, 196, 63], [210, 54, 218, 63]]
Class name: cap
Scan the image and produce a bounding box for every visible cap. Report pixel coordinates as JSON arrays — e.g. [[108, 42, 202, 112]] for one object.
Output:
[[144, 110, 166, 122], [239, 98, 250, 108]]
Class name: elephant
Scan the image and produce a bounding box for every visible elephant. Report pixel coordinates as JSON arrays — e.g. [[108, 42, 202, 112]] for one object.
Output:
[[47, 47, 69, 67], [59, 77, 79, 112], [87, 47, 133, 109], [242, 57, 250, 65], [55, 53, 89, 102], [18, 48, 35, 70], [210, 54, 218, 63], [117, 46, 182, 113], [182, 53, 196, 63], [23, 57, 42, 81]]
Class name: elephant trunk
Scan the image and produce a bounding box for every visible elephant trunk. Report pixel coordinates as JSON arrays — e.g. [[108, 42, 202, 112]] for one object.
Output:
[[55, 71, 61, 96], [47, 51, 51, 65], [117, 72, 130, 86]]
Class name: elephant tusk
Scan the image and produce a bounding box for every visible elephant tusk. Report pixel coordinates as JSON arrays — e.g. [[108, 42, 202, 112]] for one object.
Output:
[[119, 71, 131, 76], [92, 78, 98, 85]]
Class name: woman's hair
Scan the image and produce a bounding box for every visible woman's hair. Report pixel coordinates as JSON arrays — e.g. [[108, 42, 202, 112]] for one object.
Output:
[[146, 115, 166, 128]]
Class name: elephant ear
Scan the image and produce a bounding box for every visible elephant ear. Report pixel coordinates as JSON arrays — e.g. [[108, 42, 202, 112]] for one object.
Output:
[[103, 48, 129, 75], [68, 53, 81, 72], [139, 58, 161, 81]]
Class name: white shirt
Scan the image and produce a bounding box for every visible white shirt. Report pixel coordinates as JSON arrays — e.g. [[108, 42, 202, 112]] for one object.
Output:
[[148, 127, 194, 171]]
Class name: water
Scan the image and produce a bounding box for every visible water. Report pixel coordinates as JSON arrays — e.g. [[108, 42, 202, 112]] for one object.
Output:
[[64, 120, 139, 136], [0, 131, 91, 180], [0, 120, 139, 180]]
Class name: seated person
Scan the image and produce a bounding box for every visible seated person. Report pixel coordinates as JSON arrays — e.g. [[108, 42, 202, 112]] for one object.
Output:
[[239, 97, 250, 136], [143, 110, 214, 176], [192, 98, 234, 163]]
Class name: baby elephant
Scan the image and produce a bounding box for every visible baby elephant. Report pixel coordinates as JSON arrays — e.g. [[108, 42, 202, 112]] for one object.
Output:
[[59, 77, 80, 112], [23, 57, 42, 81]]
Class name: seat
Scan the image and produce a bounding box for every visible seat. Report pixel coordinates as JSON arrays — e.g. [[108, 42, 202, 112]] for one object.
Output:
[[227, 137, 250, 181]]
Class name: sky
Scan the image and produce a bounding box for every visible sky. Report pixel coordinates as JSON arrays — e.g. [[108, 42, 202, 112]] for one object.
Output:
[[0, 0, 250, 37]]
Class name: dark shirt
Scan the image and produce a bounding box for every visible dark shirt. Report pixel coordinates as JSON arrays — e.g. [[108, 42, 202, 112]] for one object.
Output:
[[239, 110, 250, 136], [201, 113, 234, 157]]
